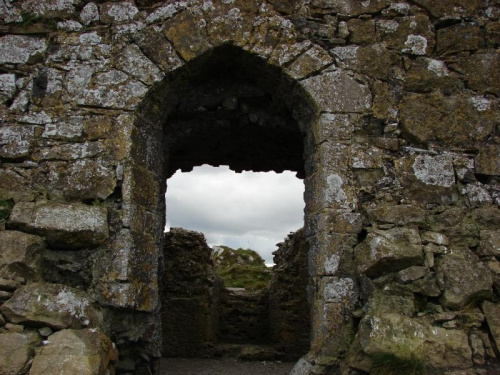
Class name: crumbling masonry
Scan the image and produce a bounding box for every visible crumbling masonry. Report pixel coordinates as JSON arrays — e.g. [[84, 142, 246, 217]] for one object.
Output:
[[0, 0, 499, 374]]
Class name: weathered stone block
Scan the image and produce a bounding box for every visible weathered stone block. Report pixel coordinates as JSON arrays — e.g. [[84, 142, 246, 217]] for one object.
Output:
[[0, 35, 47, 64], [0, 169, 37, 202], [482, 301, 500, 354], [164, 10, 212, 61], [30, 328, 117, 375], [355, 228, 423, 277], [46, 158, 117, 201], [377, 15, 435, 56], [99, 1, 138, 23], [0, 282, 102, 330], [0, 230, 44, 281], [436, 247, 492, 310], [475, 145, 500, 176], [437, 23, 484, 55], [412, 0, 481, 18], [311, 0, 391, 16], [406, 57, 462, 94], [400, 92, 496, 145], [395, 154, 457, 204], [0, 125, 38, 160], [453, 51, 500, 95], [366, 204, 426, 226], [8, 201, 108, 249], [301, 71, 372, 113], [0, 331, 41, 375], [285, 46, 334, 80], [348, 313, 473, 372], [478, 230, 500, 257]]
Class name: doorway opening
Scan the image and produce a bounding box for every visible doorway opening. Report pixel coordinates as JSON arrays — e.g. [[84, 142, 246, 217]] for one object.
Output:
[[163, 166, 308, 359], [132, 44, 317, 363]]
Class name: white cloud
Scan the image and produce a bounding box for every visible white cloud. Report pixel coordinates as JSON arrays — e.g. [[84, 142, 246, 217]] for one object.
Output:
[[165, 165, 305, 264]]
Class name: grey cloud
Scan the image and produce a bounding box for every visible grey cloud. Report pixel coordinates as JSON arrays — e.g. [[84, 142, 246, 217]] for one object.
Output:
[[165, 165, 304, 264]]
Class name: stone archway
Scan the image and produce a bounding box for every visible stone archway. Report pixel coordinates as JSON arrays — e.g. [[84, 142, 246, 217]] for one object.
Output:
[[110, 1, 372, 368]]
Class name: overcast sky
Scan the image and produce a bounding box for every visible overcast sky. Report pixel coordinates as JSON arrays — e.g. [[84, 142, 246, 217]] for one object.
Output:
[[165, 165, 305, 265]]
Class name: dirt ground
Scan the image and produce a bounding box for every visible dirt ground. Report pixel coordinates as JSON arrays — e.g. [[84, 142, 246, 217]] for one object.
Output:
[[158, 358, 295, 375]]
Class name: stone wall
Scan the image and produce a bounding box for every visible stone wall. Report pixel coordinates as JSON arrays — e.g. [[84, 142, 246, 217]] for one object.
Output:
[[269, 228, 310, 360], [0, 0, 499, 374], [161, 228, 223, 358]]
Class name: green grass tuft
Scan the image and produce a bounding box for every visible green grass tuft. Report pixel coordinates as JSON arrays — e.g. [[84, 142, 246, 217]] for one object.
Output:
[[370, 352, 426, 375]]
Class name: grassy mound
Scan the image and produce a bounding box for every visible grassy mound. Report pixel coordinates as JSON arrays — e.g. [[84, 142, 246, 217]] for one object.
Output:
[[212, 245, 271, 291]]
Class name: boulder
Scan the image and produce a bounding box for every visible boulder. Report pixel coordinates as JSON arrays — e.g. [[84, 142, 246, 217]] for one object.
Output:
[[0, 230, 44, 281], [0, 331, 41, 375], [435, 247, 492, 310], [8, 201, 108, 249], [0, 282, 102, 330], [355, 228, 423, 277], [30, 328, 117, 375]]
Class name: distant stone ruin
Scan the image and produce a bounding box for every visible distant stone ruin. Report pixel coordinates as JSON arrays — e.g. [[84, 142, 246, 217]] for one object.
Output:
[[0, 0, 499, 374]]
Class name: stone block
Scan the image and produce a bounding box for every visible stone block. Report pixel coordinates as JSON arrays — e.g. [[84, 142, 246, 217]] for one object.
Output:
[[0, 169, 37, 202], [30, 328, 117, 375], [311, 0, 391, 16], [412, 0, 481, 18], [478, 230, 500, 257], [301, 71, 372, 113], [0, 35, 47, 64], [46, 158, 116, 201], [482, 301, 500, 354], [164, 10, 212, 61], [0, 331, 41, 375], [475, 145, 500, 176], [366, 204, 427, 226], [405, 57, 462, 94], [395, 154, 457, 204], [0, 282, 102, 330], [348, 313, 473, 372], [437, 23, 484, 55], [0, 125, 38, 160], [436, 247, 492, 310], [355, 228, 423, 277], [285, 46, 334, 80], [400, 92, 496, 145], [0, 230, 44, 281], [453, 51, 500, 95], [99, 1, 138, 24], [9, 201, 108, 249]]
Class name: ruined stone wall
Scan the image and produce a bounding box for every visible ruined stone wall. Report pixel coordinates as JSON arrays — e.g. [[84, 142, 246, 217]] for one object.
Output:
[[269, 228, 310, 360], [161, 228, 223, 358], [0, 1, 499, 375]]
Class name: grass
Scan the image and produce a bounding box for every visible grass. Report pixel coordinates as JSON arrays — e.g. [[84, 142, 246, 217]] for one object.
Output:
[[370, 352, 426, 375], [212, 246, 271, 291]]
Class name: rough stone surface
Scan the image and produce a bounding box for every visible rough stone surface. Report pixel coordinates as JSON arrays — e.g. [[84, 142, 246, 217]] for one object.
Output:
[[269, 229, 310, 359], [0, 331, 41, 375], [30, 328, 117, 375], [0, 282, 102, 330], [0, 0, 499, 372], [8, 201, 108, 249], [482, 301, 500, 354], [0, 230, 44, 281], [436, 247, 493, 310], [355, 228, 423, 277], [161, 228, 223, 357], [348, 313, 473, 372]]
